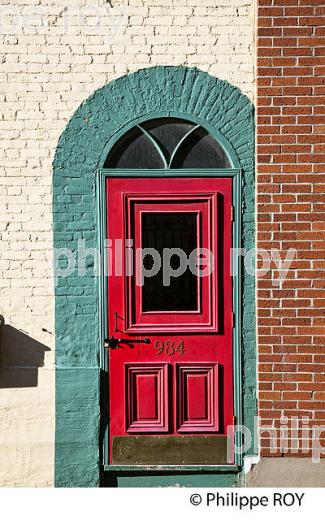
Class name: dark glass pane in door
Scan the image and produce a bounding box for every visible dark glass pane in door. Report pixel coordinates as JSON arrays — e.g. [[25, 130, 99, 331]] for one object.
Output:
[[141, 212, 198, 312]]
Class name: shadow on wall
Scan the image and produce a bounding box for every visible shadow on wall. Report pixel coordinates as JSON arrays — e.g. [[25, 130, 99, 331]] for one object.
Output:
[[0, 315, 51, 388]]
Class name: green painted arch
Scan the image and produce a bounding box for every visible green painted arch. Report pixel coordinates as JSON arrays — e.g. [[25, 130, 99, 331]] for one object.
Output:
[[53, 66, 256, 487]]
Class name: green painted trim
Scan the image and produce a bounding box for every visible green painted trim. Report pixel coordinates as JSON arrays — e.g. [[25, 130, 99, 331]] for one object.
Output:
[[105, 472, 239, 488], [98, 168, 240, 176], [53, 66, 256, 488], [234, 170, 243, 464]]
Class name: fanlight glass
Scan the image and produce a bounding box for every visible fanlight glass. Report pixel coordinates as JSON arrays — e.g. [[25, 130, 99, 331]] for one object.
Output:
[[104, 118, 231, 169]]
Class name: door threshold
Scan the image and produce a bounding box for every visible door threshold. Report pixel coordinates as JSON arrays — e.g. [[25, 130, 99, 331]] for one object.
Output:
[[103, 464, 239, 473]]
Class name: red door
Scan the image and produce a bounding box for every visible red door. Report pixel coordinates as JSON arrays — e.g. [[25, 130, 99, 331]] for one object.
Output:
[[106, 177, 234, 465]]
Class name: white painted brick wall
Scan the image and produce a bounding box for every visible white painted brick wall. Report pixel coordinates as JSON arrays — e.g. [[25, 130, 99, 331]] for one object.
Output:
[[0, 0, 255, 486]]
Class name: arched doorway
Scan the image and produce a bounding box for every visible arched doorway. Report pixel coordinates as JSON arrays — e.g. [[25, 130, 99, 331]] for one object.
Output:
[[53, 66, 255, 487]]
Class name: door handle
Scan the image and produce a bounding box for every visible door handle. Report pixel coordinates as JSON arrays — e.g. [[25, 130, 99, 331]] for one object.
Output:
[[104, 336, 150, 349]]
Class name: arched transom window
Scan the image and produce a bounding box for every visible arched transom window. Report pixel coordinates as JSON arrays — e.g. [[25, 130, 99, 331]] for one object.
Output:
[[104, 117, 231, 169]]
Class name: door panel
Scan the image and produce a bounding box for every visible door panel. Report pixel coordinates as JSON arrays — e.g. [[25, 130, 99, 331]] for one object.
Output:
[[125, 363, 169, 433], [106, 177, 233, 465], [176, 363, 219, 432]]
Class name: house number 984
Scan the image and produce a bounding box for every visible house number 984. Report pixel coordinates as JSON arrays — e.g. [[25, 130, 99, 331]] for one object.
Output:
[[154, 339, 185, 356]]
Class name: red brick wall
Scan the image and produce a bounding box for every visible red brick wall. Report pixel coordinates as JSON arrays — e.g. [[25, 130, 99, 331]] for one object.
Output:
[[257, 0, 325, 457]]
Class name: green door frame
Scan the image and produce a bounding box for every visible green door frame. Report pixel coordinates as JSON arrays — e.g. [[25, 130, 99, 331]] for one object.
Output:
[[97, 167, 242, 473]]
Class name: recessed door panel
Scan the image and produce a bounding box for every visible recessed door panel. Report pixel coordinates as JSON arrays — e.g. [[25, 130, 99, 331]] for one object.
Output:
[[107, 177, 234, 465], [176, 363, 219, 432], [125, 363, 169, 433]]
